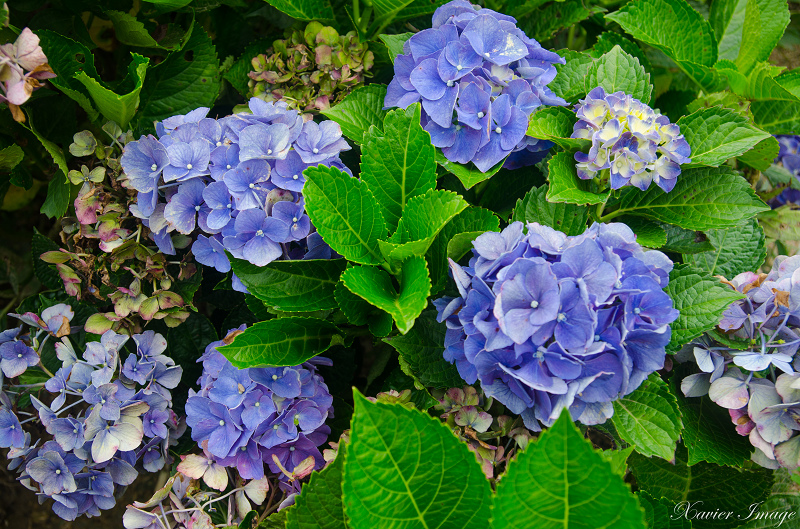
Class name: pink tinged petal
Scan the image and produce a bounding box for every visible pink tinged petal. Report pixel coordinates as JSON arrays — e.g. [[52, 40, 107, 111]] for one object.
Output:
[[708, 371, 750, 409], [244, 477, 270, 505], [177, 454, 209, 479], [123, 508, 160, 529], [14, 28, 48, 71], [92, 428, 122, 463], [6, 79, 33, 105], [774, 436, 800, 468], [203, 462, 229, 491]]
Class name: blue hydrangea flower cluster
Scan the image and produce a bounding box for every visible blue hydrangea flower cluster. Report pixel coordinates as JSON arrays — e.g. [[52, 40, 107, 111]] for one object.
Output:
[[571, 87, 691, 192], [185, 326, 333, 493], [680, 256, 800, 469], [121, 100, 350, 291], [434, 222, 678, 430], [384, 0, 566, 172], [769, 135, 800, 206], [0, 304, 183, 520]]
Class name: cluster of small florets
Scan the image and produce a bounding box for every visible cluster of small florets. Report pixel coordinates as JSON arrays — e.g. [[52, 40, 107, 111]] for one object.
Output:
[[185, 327, 333, 496], [571, 87, 691, 192], [679, 256, 800, 469], [248, 21, 373, 112], [434, 222, 678, 430], [0, 304, 183, 520], [121, 100, 349, 292], [384, 0, 566, 172], [769, 135, 800, 206], [0, 27, 55, 121]]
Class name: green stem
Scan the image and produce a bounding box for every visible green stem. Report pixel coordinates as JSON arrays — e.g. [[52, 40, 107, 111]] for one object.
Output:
[[360, 6, 374, 34], [353, 0, 361, 26], [597, 208, 625, 223]]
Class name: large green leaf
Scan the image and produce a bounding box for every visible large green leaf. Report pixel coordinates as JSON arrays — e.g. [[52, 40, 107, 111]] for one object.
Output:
[[663, 264, 744, 352], [378, 33, 412, 62], [738, 136, 781, 171], [360, 105, 437, 233], [383, 311, 464, 389], [303, 164, 387, 266], [434, 150, 505, 190], [672, 369, 754, 467], [0, 145, 23, 173], [262, 0, 335, 21], [550, 50, 594, 103], [286, 446, 346, 529], [710, 0, 747, 61], [611, 166, 769, 230], [585, 46, 653, 104], [677, 107, 771, 167], [340, 256, 430, 335], [134, 23, 220, 130], [547, 151, 610, 205], [105, 10, 161, 48], [742, 469, 800, 529], [334, 280, 394, 337], [526, 106, 590, 151], [637, 492, 693, 529], [512, 185, 589, 236], [36, 30, 100, 120], [590, 32, 652, 71], [735, 0, 790, 74], [611, 374, 683, 461], [76, 54, 148, 128], [492, 411, 646, 529], [342, 393, 492, 529], [40, 171, 72, 219], [621, 217, 668, 248], [322, 84, 389, 145], [229, 257, 346, 312], [218, 317, 342, 368], [427, 206, 499, 294], [629, 446, 774, 529], [751, 99, 800, 134], [685, 218, 766, 279]]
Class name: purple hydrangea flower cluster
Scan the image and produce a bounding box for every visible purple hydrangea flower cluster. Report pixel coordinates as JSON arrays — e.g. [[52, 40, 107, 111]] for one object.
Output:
[[679, 256, 800, 469], [185, 327, 333, 494], [571, 87, 691, 192], [1, 304, 183, 521], [434, 221, 678, 430], [384, 0, 566, 172], [121, 99, 349, 291], [769, 135, 800, 207]]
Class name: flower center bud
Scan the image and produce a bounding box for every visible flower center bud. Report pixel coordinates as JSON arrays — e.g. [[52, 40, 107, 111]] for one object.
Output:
[[292, 217, 298, 223], [289, 446, 295, 452], [186, 163, 193, 170], [150, 164, 158, 171], [272, 374, 278, 381], [256, 230, 264, 237], [219, 420, 225, 426], [495, 127, 502, 134], [55, 469, 61, 475], [267, 149, 273, 155], [530, 300, 539, 308], [100, 399, 106, 404], [273, 425, 279, 430], [456, 125, 462, 131], [73, 429, 78, 434], [313, 148, 319, 154], [477, 112, 484, 118], [634, 308, 641, 314], [195, 205, 201, 211], [446, 80, 454, 87], [238, 383, 246, 394], [249, 183, 255, 188], [227, 204, 232, 209], [255, 402, 260, 407], [292, 174, 299, 180], [216, 141, 222, 147], [150, 419, 155, 424], [457, 64, 463, 70], [226, 164, 232, 169], [594, 334, 601, 342], [17, 353, 22, 358], [241, 446, 247, 451], [557, 313, 567, 322]]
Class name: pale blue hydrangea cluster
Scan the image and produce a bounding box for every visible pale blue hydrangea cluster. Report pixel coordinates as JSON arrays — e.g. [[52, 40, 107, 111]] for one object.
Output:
[[434, 222, 677, 431], [680, 256, 800, 469], [121, 100, 348, 292], [185, 327, 333, 495], [0, 304, 183, 520], [384, 0, 566, 172], [571, 87, 691, 192]]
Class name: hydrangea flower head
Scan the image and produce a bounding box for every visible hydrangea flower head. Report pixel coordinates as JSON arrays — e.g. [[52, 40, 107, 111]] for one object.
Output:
[[184, 327, 333, 486], [434, 221, 678, 430], [768, 135, 800, 207], [384, 0, 567, 172], [121, 99, 349, 292], [679, 255, 800, 469], [571, 87, 691, 193]]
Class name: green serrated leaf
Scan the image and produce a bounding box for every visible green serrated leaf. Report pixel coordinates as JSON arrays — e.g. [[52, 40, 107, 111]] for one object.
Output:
[[711, 0, 747, 62], [586, 45, 653, 104], [685, 218, 766, 279], [341, 256, 430, 335], [40, 171, 72, 219], [590, 32, 652, 72], [76, 54, 148, 128], [303, 164, 387, 266], [526, 106, 590, 151], [611, 166, 769, 230], [321, 84, 389, 145], [738, 136, 780, 170], [378, 33, 412, 62], [360, 104, 437, 233], [333, 280, 393, 337], [672, 367, 754, 466], [741, 468, 800, 529], [751, 99, 800, 134], [229, 257, 346, 312], [659, 223, 715, 253], [550, 50, 595, 103], [427, 206, 499, 294], [735, 0, 790, 74], [36, 30, 100, 120], [383, 310, 464, 389], [518, 0, 604, 42], [629, 445, 773, 529], [619, 217, 668, 248], [612, 374, 683, 460], [223, 37, 273, 97], [263, 0, 335, 21], [547, 151, 610, 205], [600, 446, 635, 477], [342, 393, 492, 529], [677, 107, 771, 167], [218, 317, 342, 368], [286, 446, 346, 529], [134, 23, 220, 131], [664, 264, 744, 352], [434, 149, 505, 190], [106, 10, 161, 48], [31, 229, 62, 290], [512, 185, 589, 236], [637, 491, 693, 529], [492, 411, 646, 529], [0, 145, 23, 173]]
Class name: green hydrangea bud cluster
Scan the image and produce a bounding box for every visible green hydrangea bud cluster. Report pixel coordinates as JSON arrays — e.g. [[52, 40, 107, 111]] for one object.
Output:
[[247, 21, 374, 112]]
